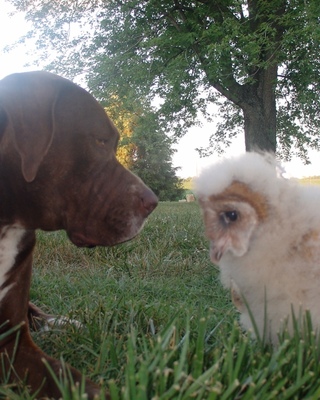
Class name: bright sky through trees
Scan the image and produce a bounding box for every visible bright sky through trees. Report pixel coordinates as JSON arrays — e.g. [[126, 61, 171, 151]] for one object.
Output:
[[1, 2, 320, 179]]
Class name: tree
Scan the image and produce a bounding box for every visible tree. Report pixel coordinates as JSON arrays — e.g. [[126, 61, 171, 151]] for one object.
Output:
[[104, 99, 138, 169], [8, 0, 320, 160], [107, 98, 184, 201], [129, 111, 185, 201]]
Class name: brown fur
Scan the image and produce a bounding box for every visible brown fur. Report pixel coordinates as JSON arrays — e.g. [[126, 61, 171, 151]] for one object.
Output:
[[206, 181, 269, 221], [0, 71, 158, 399]]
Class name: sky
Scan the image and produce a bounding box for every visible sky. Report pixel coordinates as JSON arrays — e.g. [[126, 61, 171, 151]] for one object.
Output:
[[1, 2, 320, 179]]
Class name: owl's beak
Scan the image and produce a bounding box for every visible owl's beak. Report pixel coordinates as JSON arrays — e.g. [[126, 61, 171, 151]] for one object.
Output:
[[210, 244, 223, 264]]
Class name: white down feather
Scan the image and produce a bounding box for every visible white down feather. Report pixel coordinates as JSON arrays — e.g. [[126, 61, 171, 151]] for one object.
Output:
[[195, 152, 320, 343]]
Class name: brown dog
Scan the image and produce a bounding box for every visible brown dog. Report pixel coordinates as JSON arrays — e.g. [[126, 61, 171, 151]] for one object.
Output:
[[0, 71, 158, 398]]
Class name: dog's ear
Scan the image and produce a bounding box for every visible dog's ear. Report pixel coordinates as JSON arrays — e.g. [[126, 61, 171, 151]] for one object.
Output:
[[0, 72, 59, 182]]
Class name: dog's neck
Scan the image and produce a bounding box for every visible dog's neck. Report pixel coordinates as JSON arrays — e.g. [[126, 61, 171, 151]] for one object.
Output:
[[0, 225, 35, 333]]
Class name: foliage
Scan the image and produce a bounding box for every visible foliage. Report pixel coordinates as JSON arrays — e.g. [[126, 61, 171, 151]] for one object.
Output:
[[181, 177, 194, 191], [129, 112, 185, 201], [3, 202, 320, 398], [6, 0, 320, 160], [105, 99, 138, 169], [106, 98, 184, 201]]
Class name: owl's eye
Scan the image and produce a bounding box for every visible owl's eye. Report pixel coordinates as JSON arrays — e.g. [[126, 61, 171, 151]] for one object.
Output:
[[221, 210, 238, 224]]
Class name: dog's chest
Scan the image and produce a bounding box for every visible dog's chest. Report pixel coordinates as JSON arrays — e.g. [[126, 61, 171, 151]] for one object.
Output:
[[0, 225, 25, 302]]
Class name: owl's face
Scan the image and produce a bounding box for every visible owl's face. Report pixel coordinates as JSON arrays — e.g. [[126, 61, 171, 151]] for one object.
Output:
[[198, 182, 268, 264]]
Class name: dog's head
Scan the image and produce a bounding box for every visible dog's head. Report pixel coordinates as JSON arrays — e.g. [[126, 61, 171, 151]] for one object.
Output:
[[0, 71, 157, 246]]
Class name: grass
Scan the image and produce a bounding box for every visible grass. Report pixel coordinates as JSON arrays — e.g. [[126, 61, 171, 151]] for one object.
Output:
[[2, 202, 320, 399], [299, 177, 320, 185]]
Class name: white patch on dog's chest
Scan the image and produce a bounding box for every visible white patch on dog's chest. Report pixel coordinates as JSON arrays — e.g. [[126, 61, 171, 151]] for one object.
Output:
[[0, 225, 25, 302]]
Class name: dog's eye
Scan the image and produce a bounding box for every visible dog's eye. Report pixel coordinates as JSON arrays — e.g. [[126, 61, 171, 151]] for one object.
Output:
[[95, 138, 108, 147], [221, 210, 238, 224]]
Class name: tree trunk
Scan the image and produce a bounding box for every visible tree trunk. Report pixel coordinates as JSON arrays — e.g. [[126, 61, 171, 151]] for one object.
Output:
[[240, 63, 278, 152], [242, 102, 277, 152]]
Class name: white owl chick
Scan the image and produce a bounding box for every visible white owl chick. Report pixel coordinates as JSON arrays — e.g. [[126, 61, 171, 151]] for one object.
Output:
[[195, 152, 320, 344]]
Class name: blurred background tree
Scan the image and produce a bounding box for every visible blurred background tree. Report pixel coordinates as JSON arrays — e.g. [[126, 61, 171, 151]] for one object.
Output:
[[6, 0, 320, 162], [106, 98, 184, 201]]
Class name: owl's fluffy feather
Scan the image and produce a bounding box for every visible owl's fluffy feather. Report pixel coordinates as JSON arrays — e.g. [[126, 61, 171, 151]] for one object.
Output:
[[195, 152, 320, 343]]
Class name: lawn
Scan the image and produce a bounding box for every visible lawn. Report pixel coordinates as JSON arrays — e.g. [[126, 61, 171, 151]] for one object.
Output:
[[299, 177, 320, 186], [2, 202, 320, 399]]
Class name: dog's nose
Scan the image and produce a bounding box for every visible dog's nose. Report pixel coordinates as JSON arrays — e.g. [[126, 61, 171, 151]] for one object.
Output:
[[141, 187, 158, 216]]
